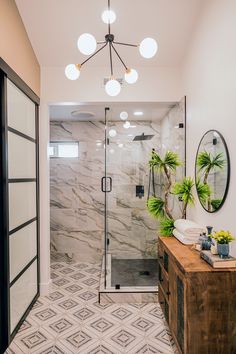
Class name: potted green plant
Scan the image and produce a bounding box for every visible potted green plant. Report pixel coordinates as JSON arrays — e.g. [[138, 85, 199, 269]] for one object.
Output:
[[196, 151, 225, 211], [211, 230, 235, 258], [147, 150, 212, 236]]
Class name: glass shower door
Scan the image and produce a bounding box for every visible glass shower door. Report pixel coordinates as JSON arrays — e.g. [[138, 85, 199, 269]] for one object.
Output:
[[104, 113, 160, 289]]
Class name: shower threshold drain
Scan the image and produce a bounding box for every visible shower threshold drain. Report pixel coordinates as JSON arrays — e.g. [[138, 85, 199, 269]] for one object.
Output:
[[139, 271, 150, 276]]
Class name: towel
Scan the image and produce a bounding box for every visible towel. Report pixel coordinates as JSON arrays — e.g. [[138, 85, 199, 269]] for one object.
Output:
[[174, 219, 205, 237], [173, 229, 200, 245]]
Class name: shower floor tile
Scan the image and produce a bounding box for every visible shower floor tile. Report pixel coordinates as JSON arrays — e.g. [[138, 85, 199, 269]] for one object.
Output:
[[5, 258, 177, 354], [111, 259, 159, 287]]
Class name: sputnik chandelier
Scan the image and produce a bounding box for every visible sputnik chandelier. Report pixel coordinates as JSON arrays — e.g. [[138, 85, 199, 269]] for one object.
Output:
[[65, 0, 158, 97]]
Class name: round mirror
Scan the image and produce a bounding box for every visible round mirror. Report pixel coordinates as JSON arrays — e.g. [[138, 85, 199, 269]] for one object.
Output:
[[195, 130, 230, 213]]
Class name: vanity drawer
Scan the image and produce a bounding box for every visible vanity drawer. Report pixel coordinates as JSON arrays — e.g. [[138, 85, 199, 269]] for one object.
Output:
[[158, 264, 169, 298], [158, 286, 169, 324], [158, 240, 164, 265]]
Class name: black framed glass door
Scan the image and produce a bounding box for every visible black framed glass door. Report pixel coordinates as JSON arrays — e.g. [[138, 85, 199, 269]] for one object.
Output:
[[0, 58, 40, 353]]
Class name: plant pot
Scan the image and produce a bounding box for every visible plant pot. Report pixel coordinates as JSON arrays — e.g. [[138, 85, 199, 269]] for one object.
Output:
[[217, 243, 229, 259]]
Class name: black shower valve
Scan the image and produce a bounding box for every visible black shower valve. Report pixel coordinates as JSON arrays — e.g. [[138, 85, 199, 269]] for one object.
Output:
[[136, 185, 144, 198]]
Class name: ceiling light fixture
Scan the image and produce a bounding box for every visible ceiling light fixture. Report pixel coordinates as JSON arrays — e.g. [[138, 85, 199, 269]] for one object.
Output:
[[65, 0, 158, 96], [134, 111, 144, 116], [120, 111, 128, 120], [109, 128, 117, 137]]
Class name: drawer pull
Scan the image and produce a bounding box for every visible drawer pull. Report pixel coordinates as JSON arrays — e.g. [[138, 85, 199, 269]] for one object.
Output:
[[166, 291, 171, 296], [159, 256, 163, 259], [160, 301, 164, 305], [159, 278, 163, 282]]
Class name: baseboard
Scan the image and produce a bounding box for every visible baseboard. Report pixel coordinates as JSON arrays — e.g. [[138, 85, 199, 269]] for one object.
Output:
[[40, 278, 52, 296]]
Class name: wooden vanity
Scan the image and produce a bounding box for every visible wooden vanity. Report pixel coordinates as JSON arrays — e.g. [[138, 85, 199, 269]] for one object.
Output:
[[158, 237, 236, 354]]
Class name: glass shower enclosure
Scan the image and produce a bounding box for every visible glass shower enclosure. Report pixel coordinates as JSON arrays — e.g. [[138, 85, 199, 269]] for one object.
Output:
[[101, 99, 186, 293]]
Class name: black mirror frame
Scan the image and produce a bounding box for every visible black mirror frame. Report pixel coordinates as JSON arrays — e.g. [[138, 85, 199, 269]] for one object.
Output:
[[195, 129, 230, 213]]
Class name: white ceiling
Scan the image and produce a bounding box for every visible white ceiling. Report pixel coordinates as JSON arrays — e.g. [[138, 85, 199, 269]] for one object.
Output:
[[16, 0, 203, 67], [49, 102, 176, 121]]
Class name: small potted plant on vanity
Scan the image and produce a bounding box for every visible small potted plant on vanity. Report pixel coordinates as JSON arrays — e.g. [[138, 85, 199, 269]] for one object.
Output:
[[211, 230, 235, 258]]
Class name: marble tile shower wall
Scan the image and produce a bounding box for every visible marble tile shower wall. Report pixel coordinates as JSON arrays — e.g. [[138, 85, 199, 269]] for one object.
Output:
[[160, 99, 185, 219], [50, 120, 160, 263]]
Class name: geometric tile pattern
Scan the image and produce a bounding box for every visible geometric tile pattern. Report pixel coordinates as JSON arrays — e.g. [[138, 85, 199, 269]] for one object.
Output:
[[21, 331, 47, 349], [49, 318, 73, 334], [90, 318, 114, 333], [111, 307, 133, 320], [66, 330, 92, 348], [111, 329, 136, 347], [131, 317, 155, 332], [5, 261, 176, 354]]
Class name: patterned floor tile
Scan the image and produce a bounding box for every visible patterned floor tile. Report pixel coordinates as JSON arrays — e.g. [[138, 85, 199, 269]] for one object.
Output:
[[5, 342, 24, 354], [34, 341, 74, 354], [77, 290, 97, 301], [73, 307, 96, 321], [5, 260, 175, 354], [57, 298, 80, 311], [133, 342, 165, 353], [53, 278, 71, 287], [70, 272, 86, 280], [89, 317, 115, 334], [33, 308, 59, 322], [85, 342, 120, 354], [82, 277, 99, 287], [110, 307, 133, 321], [64, 284, 83, 294], [60, 328, 99, 353], [48, 317, 75, 335], [104, 328, 142, 353], [15, 328, 55, 353], [45, 291, 66, 303], [58, 267, 75, 275], [131, 317, 155, 333]]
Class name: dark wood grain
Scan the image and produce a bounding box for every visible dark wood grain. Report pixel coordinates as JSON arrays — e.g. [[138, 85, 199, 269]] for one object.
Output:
[[158, 237, 236, 354]]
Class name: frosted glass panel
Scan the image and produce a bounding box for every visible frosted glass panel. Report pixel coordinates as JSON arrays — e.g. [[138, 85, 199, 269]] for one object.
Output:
[[10, 222, 37, 282], [8, 132, 36, 179], [9, 182, 36, 231], [7, 80, 35, 139], [10, 260, 37, 333]]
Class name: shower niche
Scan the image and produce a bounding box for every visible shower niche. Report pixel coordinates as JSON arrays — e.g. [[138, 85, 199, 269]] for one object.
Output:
[[99, 99, 186, 303]]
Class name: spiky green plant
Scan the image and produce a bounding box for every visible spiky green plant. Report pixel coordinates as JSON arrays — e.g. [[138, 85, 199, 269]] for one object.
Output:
[[196, 150, 225, 210], [147, 197, 164, 218], [160, 217, 175, 237], [149, 150, 182, 172], [196, 151, 225, 184], [211, 199, 223, 211], [172, 177, 195, 218], [149, 151, 182, 219], [195, 179, 211, 205]]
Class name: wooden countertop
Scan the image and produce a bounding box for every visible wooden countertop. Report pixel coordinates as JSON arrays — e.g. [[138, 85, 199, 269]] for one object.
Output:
[[159, 236, 236, 274]]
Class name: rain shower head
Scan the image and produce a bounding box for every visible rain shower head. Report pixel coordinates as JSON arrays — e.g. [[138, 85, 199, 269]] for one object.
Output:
[[133, 133, 154, 141]]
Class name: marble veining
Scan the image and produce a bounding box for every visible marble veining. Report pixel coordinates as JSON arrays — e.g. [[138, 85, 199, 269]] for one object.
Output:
[[50, 101, 185, 264], [50, 120, 161, 262]]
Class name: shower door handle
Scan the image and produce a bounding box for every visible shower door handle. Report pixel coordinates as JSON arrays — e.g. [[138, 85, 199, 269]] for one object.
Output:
[[101, 177, 112, 192]]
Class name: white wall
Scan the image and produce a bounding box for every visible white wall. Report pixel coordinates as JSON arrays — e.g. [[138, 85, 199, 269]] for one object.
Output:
[[183, 0, 236, 254], [41, 66, 182, 103]]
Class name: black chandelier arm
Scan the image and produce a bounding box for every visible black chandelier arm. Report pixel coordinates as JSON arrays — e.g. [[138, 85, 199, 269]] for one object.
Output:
[[80, 42, 108, 66], [108, 0, 111, 35], [109, 43, 113, 76], [113, 41, 138, 48], [111, 43, 128, 71]]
